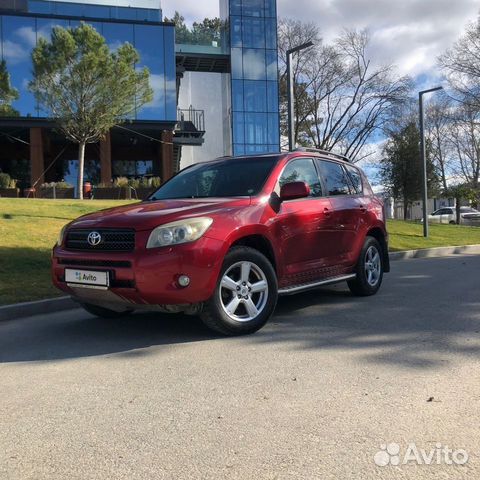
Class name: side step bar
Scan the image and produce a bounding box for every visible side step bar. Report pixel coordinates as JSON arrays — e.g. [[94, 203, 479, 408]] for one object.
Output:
[[278, 274, 356, 296]]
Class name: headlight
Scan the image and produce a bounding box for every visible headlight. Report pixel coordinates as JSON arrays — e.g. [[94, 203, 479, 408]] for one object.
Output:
[[146, 217, 213, 249], [57, 224, 68, 246]]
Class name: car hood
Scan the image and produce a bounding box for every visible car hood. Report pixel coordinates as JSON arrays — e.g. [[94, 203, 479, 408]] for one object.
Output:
[[68, 198, 252, 231]]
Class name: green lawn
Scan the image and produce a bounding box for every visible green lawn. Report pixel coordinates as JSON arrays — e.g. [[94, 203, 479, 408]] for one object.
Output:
[[1, 199, 480, 306], [0, 198, 135, 306], [387, 219, 480, 251]]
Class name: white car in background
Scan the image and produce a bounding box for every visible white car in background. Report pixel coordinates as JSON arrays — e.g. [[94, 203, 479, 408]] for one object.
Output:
[[428, 206, 480, 225]]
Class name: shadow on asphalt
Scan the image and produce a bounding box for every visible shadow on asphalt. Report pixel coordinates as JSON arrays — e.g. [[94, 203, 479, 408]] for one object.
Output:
[[0, 255, 479, 367]]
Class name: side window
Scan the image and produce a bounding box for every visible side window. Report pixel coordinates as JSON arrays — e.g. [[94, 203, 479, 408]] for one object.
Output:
[[345, 165, 363, 194], [317, 160, 351, 196], [278, 158, 322, 197]]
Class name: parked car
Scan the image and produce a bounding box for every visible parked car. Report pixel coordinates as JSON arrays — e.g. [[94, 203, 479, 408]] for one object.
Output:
[[52, 149, 389, 336], [427, 206, 480, 225]]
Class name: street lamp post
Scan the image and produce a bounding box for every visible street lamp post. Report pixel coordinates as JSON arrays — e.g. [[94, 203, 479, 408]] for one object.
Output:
[[419, 86, 443, 238], [286, 41, 314, 151]]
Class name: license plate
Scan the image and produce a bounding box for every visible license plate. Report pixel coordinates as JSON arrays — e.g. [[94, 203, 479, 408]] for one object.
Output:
[[65, 269, 109, 289]]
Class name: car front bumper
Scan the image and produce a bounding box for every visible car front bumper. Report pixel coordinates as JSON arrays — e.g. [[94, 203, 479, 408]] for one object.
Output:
[[52, 234, 227, 310]]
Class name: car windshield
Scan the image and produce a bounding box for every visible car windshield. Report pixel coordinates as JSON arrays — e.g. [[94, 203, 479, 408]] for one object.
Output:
[[460, 207, 479, 213], [148, 156, 278, 200]]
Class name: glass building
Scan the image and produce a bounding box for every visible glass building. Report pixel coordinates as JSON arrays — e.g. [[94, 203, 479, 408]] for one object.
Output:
[[229, 0, 279, 155], [0, 0, 280, 191]]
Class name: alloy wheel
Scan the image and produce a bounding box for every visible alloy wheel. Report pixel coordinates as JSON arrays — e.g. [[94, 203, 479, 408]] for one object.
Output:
[[219, 261, 269, 322]]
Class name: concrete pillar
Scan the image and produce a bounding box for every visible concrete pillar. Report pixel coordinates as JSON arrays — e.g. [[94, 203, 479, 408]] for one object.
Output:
[[30, 127, 44, 188], [161, 130, 174, 182], [100, 131, 112, 184]]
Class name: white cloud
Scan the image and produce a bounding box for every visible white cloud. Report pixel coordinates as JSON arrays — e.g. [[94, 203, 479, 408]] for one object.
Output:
[[2, 40, 29, 64], [161, 0, 219, 23], [140, 72, 176, 110]]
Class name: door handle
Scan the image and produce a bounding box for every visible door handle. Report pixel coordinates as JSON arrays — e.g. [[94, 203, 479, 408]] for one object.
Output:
[[359, 205, 367, 213], [323, 207, 331, 217]]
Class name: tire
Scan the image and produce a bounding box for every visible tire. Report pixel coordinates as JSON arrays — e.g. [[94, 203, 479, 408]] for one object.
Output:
[[200, 246, 278, 336], [449, 220, 456, 225], [80, 302, 132, 319], [347, 236, 384, 296]]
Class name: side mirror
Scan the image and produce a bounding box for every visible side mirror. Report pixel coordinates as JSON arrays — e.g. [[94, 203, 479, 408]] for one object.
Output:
[[280, 181, 310, 201]]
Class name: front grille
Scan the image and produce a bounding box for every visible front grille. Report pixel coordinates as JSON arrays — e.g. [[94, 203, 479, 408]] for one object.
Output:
[[65, 229, 135, 252], [58, 258, 132, 268]]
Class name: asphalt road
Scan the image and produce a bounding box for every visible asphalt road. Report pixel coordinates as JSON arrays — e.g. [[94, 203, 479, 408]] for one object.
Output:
[[1, 254, 480, 480]]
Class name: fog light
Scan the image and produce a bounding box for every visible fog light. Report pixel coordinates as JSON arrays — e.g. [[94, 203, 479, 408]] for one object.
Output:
[[178, 275, 190, 287]]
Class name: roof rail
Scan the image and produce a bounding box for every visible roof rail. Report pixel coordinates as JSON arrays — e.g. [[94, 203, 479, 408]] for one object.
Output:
[[293, 147, 351, 163]]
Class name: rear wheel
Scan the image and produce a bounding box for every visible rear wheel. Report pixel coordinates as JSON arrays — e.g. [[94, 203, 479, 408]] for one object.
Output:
[[347, 236, 384, 296], [200, 246, 278, 335], [80, 302, 132, 319]]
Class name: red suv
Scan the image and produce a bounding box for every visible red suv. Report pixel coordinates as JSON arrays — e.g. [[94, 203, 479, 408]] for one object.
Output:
[[52, 150, 389, 335]]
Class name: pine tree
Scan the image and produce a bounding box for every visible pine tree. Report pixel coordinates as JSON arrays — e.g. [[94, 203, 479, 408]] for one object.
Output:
[[29, 23, 153, 199]]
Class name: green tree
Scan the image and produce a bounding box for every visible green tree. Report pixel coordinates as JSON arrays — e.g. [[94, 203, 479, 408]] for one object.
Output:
[[0, 60, 19, 117], [164, 12, 193, 44], [381, 120, 439, 220], [191, 18, 224, 45], [29, 23, 153, 199]]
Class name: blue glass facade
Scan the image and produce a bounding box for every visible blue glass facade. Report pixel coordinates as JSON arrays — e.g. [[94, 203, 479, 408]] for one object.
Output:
[[28, 0, 161, 22], [0, 5, 176, 121], [229, 0, 280, 155], [0, 0, 280, 158]]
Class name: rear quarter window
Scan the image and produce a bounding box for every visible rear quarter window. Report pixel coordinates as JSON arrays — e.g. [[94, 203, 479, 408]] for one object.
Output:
[[345, 165, 363, 194], [316, 159, 351, 196]]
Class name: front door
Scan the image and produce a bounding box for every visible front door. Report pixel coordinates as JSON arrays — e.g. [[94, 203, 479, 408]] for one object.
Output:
[[270, 157, 336, 286]]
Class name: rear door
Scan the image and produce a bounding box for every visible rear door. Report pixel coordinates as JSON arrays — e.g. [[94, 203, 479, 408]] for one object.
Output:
[[315, 159, 363, 267], [271, 157, 336, 282]]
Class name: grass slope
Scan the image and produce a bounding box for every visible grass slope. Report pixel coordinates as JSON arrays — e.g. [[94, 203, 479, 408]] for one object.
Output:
[[0, 199, 135, 305], [387, 219, 480, 251]]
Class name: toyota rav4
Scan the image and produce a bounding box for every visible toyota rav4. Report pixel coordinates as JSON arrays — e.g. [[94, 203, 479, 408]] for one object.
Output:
[[52, 149, 389, 335]]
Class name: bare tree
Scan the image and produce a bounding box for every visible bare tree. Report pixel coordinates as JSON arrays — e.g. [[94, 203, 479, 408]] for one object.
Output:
[[277, 18, 322, 149], [438, 17, 480, 109], [278, 22, 411, 161], [448, 104, 480, 190], [425, 96, 453, 191]]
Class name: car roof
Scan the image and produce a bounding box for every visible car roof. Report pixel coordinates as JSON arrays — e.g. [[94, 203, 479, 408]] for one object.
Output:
[[212, 150, 354, 165]]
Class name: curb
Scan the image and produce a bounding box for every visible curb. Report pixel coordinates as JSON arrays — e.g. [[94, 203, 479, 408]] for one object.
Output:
[[389, 244, 480, 261], [0, 296, 76, 322], [1, 245, 479, 321]]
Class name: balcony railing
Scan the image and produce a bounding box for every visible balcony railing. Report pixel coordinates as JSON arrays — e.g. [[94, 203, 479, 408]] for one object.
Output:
[[177, 107, 205, 133]]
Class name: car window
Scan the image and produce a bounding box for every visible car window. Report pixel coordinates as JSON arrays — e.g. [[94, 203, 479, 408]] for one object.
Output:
[[460, 207, 478, 213], [278, 158, 322, 197], [149, 156, 278, 200], [345, 165, 363, 194], [316, 160, 351, 196]]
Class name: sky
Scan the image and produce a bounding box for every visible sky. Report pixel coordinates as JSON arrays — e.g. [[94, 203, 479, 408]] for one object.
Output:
[[161, 0, 479, 85]]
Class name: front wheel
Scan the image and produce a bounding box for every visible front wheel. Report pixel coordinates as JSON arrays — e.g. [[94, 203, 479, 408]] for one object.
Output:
[[200, 246, 278, 335], [348, 236, 384, 296]]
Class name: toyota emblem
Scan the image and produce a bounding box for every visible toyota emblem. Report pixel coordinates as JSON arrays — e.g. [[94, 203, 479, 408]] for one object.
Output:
[[87, 231, 102, 246]]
